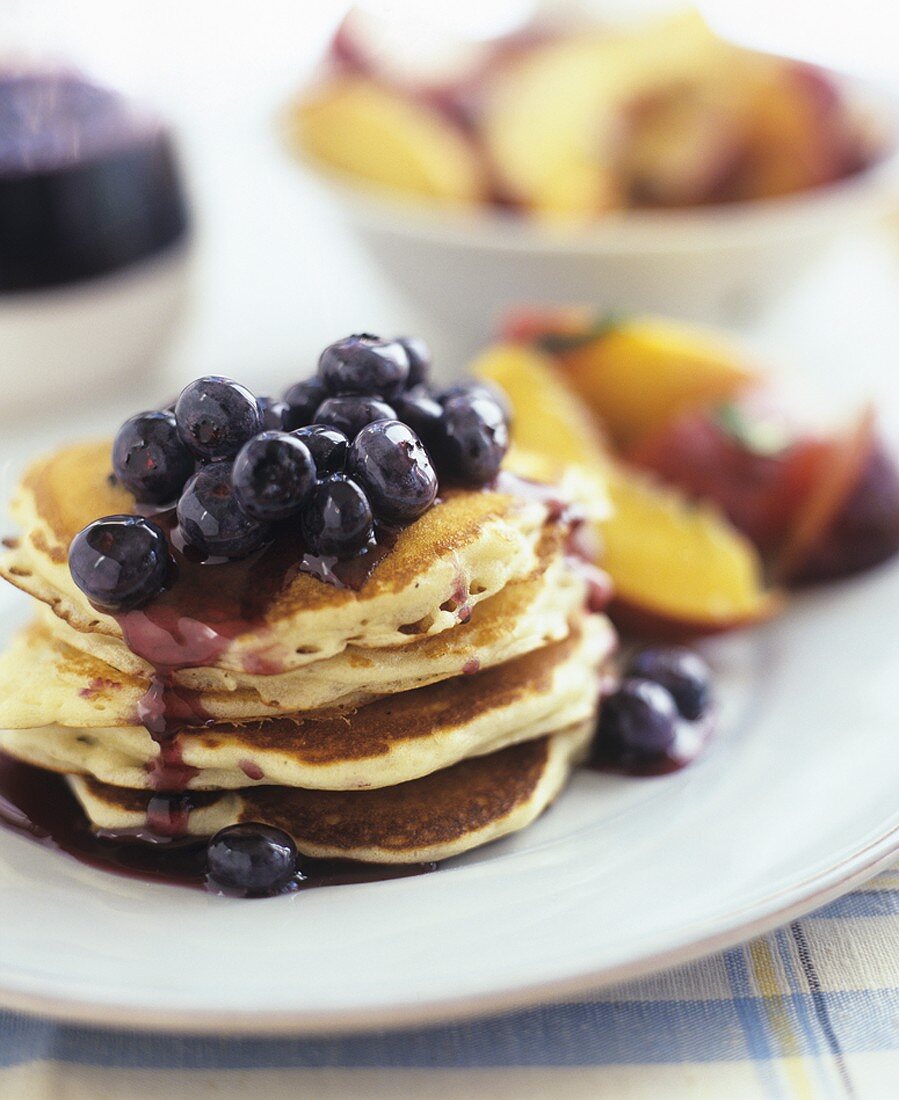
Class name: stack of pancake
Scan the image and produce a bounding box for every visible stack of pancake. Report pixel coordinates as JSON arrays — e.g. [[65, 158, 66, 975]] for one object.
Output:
[[0, 440, 615, 864]]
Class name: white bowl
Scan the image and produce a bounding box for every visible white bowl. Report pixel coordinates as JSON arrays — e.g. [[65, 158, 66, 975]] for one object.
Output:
[[0, 244, 191, 416], [300, 76, 899, 355]]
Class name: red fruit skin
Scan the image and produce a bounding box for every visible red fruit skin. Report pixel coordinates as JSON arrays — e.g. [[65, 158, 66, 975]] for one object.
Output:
[[607, 597, 780, 644], [628, 411, 826, 555], [500, 308, 589, 346], [786, 437, 899, 585]]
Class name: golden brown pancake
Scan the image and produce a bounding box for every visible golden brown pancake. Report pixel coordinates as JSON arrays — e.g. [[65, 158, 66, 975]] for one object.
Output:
[[0, 435, 613, 867], [69, 723, 592, 862], [28, 521, 582, 692], [0, 615, 613, 790], [3, 441, 595, 673], [0, 542, 593, 729]]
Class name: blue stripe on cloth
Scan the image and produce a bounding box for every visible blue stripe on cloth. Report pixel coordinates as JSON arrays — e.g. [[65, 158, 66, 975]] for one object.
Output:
[[2, 991, 896, 1071], [772, 927, 838, 1098], [807, 890, 899, 920], [722, 948, 783, 1097], [790, 922, 855, 1098]]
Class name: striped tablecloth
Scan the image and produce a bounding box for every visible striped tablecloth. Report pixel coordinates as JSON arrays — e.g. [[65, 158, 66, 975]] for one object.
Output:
[[1, 864, 897, 1099]]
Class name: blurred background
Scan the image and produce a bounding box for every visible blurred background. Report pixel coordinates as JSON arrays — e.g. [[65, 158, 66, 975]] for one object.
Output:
[[1, 0, 898, 460]]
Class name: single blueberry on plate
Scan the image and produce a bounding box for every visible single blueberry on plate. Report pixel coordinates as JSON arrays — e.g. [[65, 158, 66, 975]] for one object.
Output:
[[432, 392, 509, 485], [282, 377, 328, 431], [68, 514, 175, 611], [348, 420, 438, 523], [318, 334, 409, 398], [232, 431, 316, 521], [596, 678, 678, 758], [257, 395, 289, 431], [397, 336, 431, 388], [175, 376, 261, 461], [627, 646, 712, 721], [292, 424, 349, 476], [314, 395, 396, 439], [177, 463, 272, 558], [206, 823, 297, 897], [112, 410, 194, 504], [300, 475, 373, 558], [394, 387, 443, 452]]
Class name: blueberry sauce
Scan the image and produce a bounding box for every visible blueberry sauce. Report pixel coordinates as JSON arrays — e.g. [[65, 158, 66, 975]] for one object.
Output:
[[0, 753, 436, 892], [113, 508, 401, 792], [0, 453, 699, 893]]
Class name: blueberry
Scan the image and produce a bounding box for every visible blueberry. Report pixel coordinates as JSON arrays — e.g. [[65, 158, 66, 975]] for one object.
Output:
[[257, 395, 289, 431], [432, 393, 509, 485], [627, 646, 712, 721], [68, 515, 175, 611], [300, 475, 373, 558], [397, 336, 431, 388], [394, 386, 443, 452], [440, 379, 513, 426], [318, 334, 409, 398], [596, 678, 678, 758], [292, 424, 349, 476], [177, 463, 272, 558], [314, 395, 396, 439], [175, 376, 261, 461], [232, 431, 316, 521], [206, 823, 297, 897], [348, 420, 438, 523], [282, 378, 328, 431], [112, 411, 194, 504]]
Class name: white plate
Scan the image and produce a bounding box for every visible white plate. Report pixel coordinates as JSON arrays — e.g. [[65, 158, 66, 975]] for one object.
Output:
[[0, 559, 897, 1035]]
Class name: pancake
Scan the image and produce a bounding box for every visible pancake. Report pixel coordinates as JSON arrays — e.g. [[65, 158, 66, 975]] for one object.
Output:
[[0, 614, 613, 791], [2, 441, 605, 675], [0, 430, 614, 872], [0, 547, 592, 729], [32, 521, 578, 692], [69, 724, 592, 863]]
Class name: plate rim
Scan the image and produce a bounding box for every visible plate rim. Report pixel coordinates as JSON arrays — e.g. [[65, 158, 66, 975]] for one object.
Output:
[[0, 821, 895, 1036]]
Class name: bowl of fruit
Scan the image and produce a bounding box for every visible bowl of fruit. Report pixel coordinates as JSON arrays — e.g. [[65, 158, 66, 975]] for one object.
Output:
[[287, 7, 898, 345]]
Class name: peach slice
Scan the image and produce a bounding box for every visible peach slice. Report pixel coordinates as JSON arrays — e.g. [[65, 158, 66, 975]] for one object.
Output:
[[471, 341, 610, 472], [627, 405, 830, 555], [290, 76, 487, 204], [774, 410, 899, 584], [480, 10, 725, 217], [505, 311, 756, 449], [600, 464, 779, 639], [473, 335, 777, 638], [732, 58, 865, 201]]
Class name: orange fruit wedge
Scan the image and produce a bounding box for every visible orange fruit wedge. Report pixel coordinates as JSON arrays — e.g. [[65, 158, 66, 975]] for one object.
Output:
[[600, 464, 780, 638]]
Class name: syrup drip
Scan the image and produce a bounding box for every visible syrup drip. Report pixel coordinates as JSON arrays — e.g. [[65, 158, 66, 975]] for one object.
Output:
[[0, 465, 681, 893], [113, 513, 400, 804]]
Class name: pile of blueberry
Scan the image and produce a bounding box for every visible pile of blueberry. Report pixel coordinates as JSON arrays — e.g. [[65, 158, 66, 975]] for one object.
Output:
[[594, 646, 713, 762], [68, 334, 511, 612]]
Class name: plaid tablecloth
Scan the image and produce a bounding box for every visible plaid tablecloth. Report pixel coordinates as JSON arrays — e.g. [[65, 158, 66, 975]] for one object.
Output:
[[1, 865, 896, 1099]]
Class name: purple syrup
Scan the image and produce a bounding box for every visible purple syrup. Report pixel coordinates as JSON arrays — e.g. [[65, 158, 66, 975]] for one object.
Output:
[[144, 735, 200, 792], [494, 470, 579, 525], [297, 525, 397, 590], [0, 753, 436, 892], [112, 512, 401, 791], [239, 759, 265, 781]]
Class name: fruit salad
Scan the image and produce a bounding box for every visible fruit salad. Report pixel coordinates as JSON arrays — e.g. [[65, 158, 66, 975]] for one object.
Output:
[[474, 311, 899, 638], [290, 6, 880, 220]]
